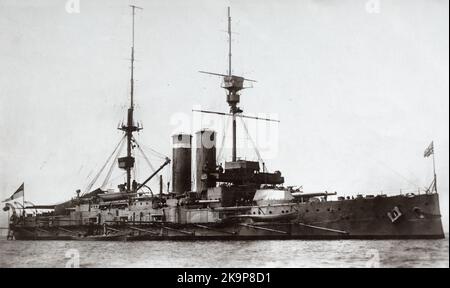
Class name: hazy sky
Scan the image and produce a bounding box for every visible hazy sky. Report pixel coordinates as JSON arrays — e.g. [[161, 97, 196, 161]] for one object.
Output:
[[0, 0, 448, 231]]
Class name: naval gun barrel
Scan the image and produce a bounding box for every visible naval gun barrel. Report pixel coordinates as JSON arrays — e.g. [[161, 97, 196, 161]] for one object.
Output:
[[291, 191, 337, 198]]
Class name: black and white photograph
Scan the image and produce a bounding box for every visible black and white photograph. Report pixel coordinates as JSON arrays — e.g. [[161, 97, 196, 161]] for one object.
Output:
[[0, 0, 448, 270]]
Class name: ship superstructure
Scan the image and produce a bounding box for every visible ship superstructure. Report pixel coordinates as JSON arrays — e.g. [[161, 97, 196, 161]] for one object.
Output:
[[2, 7, 444, 241]]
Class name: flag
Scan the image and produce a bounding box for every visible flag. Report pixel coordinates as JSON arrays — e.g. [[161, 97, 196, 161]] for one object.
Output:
[[2, 183, 24, 203], [424, 141, 434, 158]]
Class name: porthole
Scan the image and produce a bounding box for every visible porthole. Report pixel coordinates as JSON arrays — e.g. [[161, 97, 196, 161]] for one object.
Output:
[[269, 211, 272, 214]]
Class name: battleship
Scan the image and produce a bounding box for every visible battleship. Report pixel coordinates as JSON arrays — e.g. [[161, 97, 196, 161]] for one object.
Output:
[[2, 6, 445, 241]]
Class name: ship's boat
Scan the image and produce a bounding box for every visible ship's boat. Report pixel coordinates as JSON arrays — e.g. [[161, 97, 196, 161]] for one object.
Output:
[[2, 6, 445, 241]]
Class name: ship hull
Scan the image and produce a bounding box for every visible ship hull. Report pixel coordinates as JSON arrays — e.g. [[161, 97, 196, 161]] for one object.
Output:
[[9, 193, 445, 241]]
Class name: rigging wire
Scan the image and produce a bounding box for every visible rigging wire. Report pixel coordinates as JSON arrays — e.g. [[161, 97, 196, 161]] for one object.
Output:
[[134, 143, 138, 183], [216, 116, 231, 163], [138, 142, 168, 160], [133, 138, 157, 173], [352, 146, 423, 190], [83, 135, 126, 195], [372, 159, 423, 190], [133, 137, 167, 190], [102, 171, 127, 189], [131, 136, 171, 192], [100, 137, 126, 189], [239, 117, 267, 172]]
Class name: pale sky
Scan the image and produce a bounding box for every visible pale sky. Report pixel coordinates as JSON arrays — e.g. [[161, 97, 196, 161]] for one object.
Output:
[[0, 0, 448, 231]]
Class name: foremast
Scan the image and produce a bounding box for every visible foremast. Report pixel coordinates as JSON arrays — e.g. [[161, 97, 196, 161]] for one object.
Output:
[[118, 5, 143, 192]]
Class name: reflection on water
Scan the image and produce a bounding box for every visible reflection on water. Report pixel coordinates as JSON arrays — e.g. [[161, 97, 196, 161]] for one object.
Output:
[[0, 236, 448, 268]]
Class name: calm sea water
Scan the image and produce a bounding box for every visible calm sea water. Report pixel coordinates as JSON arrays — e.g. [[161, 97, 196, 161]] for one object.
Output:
[[0, 236, 448, 268]]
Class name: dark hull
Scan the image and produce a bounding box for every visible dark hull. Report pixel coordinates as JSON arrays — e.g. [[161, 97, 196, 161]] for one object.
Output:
[[12, 230, 445, 241], [10, 193, 445, 241]]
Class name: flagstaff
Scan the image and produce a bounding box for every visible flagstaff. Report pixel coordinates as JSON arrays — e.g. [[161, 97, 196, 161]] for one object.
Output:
[[22, 183, 25, 218], [432, 143, 437, 193], [424, 141, 437, 193]]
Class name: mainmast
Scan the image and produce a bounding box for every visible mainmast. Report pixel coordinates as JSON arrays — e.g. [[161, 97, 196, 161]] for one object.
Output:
[[227, 7, 238, 162], [228, 7, 232, 78], [119, 5, 143, 192], [197, 7, 276, 163]]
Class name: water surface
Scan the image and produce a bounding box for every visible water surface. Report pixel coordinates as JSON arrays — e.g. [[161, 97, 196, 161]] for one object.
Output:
[[0, 236, 448, 268]]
